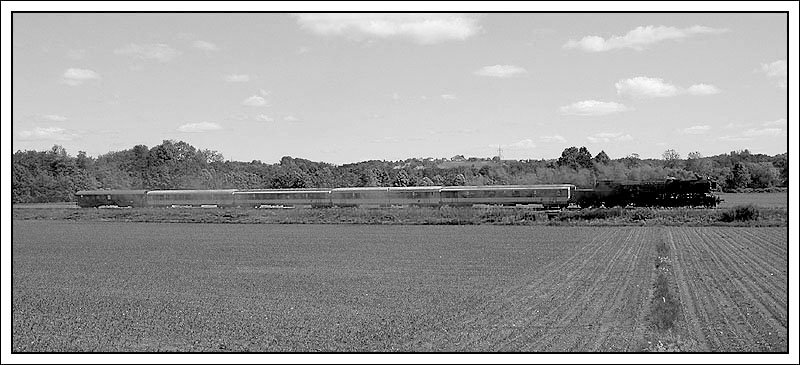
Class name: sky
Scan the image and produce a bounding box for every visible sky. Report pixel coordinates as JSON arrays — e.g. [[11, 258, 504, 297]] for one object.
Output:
[[11, 12, 789, 164]]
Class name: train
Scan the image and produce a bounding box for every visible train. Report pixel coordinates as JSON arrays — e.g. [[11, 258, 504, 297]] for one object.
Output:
[[574, 176, 720, 208], [75, 176, 720, 209]]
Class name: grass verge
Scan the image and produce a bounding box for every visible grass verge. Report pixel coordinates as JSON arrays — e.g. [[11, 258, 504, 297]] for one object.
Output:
[[13, 205, 786, 226]]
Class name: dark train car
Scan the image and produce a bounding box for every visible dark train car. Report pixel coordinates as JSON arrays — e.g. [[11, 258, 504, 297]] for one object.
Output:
[[574, 177, 720, 208], [330, 187, 390, 207], [233, 189, 332, 208], [440, 184, 575, 208], [75, 190, 149, 208], [387, 186, 442, 206], [629, 177, 719, 207], [573, 180, 627, 208], [146, 189, 237, 207]]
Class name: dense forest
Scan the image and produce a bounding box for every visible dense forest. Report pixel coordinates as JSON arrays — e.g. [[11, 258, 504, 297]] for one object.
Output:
[[12, 140, 788, 203]]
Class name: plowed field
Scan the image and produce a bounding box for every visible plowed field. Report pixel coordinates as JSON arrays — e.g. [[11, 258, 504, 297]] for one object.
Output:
[[12, 221, 787, 352], [668, 227, 788, 351]]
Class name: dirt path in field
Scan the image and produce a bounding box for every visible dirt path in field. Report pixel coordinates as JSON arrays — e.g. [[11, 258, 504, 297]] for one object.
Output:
[[424, 227, 655, 352], [668, 228, 787, 352]]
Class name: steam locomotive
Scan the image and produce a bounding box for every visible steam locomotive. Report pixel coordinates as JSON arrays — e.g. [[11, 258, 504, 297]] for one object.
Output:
[[75, 176, 719, 209], [573, 176, 720, 208]]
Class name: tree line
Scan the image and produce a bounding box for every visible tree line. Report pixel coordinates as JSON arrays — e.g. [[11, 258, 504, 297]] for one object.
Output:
[[12, 140, 788, 203]]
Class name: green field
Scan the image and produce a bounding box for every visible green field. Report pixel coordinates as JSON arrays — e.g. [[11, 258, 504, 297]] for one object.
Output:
[[716, 192, 788, 208], [12, 221, 787, 352]]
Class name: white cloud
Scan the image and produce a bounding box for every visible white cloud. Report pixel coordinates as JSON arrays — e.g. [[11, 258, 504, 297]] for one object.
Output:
[[615, 77, 680, 98], [177, 122, 222, 133], [114, 43, 180, 62], [763, 118, 787, 127], [61, 68, 100, 86], [759, 60, 787, 88], [254, 114, 274, 122], [294, 14, 481, 45], [503, 139, 536, 150], [474, 65, 528, 78], [760, 60, 787, 78], [284, 115, 301, 123], [718, 124, 785, 142], [224, 74, 250, 82], [680, 125, 711, 134], [18, 127, 77, 141], [560, 100, 631, 116], [192, 40, 219, 51], [587, 132, 633, 143], [242, 95, 268, 107], [440, 94, 457, 100], [539, 135, 566, 143], [564, 25, 727, 52], [686, 83, 721, 95], [616, 77, 720, 98], [742, 127, 784, 137], [38, 114, 68, 122]]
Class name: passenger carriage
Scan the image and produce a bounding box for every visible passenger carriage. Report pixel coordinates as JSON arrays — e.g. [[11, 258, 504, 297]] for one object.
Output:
[[233, 189, 332, 208], [75, 190, 148, 208], [387, 186, 442, 206], [439, 184, 575, 208], [146, 189, 237, 207], [330, 187, 390, 207]]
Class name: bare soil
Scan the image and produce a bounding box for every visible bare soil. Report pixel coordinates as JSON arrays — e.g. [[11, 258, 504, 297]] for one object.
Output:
[[12, 221, 788, 352]]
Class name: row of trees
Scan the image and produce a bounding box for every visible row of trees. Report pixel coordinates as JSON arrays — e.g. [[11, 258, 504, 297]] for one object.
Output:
[[12, 140, 788, 203]]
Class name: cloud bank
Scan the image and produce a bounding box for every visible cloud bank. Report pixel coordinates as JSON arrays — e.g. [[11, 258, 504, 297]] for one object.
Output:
[[587, 132, 633, 143], [192, 40, 219, 51], [616, 77, 720, 98], [177, 122, 222, 133], [242, 95, 268, 107], [62, 68, 100, 86], [474, 65, 528, 78], [294, 14, 481, 44], [18, 127, 78, 141], [564, 25, 728, 52], [560, 100, 631, 116], [759, 60, 787, 88]]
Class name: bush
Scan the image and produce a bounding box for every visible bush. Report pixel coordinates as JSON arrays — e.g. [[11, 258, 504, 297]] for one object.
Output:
[[558, 207, 624, 221], [719, 204, 760, 222], [629, 208, 656, 221]]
